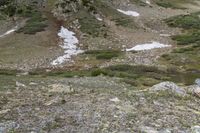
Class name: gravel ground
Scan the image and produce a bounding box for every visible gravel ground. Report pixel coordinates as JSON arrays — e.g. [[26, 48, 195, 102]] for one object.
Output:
[[0, 76, 199, 133]]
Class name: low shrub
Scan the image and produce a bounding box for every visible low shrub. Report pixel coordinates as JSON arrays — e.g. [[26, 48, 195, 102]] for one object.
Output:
[[85, 50, 121, 60], [165, 13, 200, 29], [172, 31, 200, 45], [16, 11, 48, 34]]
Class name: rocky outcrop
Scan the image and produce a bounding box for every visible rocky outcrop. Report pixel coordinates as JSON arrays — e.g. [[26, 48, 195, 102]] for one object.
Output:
[[149, 81, 186, 96], [184, 85, 200, 98], [149, 81, 200, 98]]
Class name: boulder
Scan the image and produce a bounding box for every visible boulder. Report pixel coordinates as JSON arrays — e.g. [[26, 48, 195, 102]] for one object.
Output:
[[185, 85, 200, 98], [149, 82, 186, 96], [195, 78, 200, 87], [191, 126, 200, 133]]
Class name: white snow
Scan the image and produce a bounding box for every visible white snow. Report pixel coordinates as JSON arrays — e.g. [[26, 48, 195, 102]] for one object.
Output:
[[126, 41, 171, 51], [0, 26, 18, 38], [117, 9, 140, 17], [51, 26, 83, 66]]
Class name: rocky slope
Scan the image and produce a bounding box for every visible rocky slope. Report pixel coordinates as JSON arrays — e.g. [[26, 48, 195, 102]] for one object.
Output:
[[0, 0, 200, 132]]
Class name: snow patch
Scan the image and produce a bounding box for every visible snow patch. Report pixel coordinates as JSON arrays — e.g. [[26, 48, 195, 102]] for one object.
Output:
[[126, 41, 171, 51], [51, 26, 83, 66], [0, 26, 18, 38], [117, 9, 140, 17]]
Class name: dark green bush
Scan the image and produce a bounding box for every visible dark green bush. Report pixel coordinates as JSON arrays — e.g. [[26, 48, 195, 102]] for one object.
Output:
[[16, 11, 48, 34], [85, 50, 121, 60], [91, 69, 108, 76], [165, 14, 200, 29], [172, 31, 200, 45]]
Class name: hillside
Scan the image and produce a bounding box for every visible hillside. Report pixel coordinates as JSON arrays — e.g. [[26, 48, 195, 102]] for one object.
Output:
[[0, 0, 200, 132]]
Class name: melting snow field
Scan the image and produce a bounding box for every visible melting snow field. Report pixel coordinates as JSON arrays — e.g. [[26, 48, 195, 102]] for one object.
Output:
[[117, 9, 140, 17], [0, 26, 18, 38], [51, 26, 83, 66], [126, 41, 171, 51]]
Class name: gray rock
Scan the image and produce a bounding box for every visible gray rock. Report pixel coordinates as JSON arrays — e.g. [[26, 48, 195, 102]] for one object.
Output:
[[195, 79, 200, 87], [149, 82, 186, 96], [191, 126, 200, 133], [48, 83, 74, 94], [0, 121, 18, 133], [159, 129, 171, 133], [185, 85, 200, 98]]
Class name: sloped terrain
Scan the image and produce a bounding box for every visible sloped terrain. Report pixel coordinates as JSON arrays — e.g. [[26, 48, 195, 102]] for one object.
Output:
[[0, 0, 200, 132]]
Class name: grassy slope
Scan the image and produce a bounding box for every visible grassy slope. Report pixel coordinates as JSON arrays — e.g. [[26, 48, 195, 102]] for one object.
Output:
[[160, 12, 200, 71], [154, 0, 196, 9]]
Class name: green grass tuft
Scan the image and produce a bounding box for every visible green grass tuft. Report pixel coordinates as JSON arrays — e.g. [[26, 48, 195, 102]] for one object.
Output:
[[16, 11, 48, 34], [172, 31, 200, 45], [165, 13, 200, 29], [85, 50, 122, 60]]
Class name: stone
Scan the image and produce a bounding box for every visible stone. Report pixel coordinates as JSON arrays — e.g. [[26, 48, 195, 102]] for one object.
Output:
[[0, 121, 17, 133], [140, 126, 158, 133], [0, 109, 10, 115], [185, 85, 200, 97], [191, 126, 200, 133], [195, 79, 200, 87], [149, 82, 186, 96], [110, 97, 120, 102], [29, 82, 38, 86], [44, 97, 61, 106], [16, 81, 26, 88], [48, 84, 74, 94]]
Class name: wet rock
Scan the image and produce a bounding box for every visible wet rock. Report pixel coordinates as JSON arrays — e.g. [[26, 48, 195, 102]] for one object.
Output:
[[149, 82, 186, 96], [195, 79, 200, 87], [191, 126, 200, 133]]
